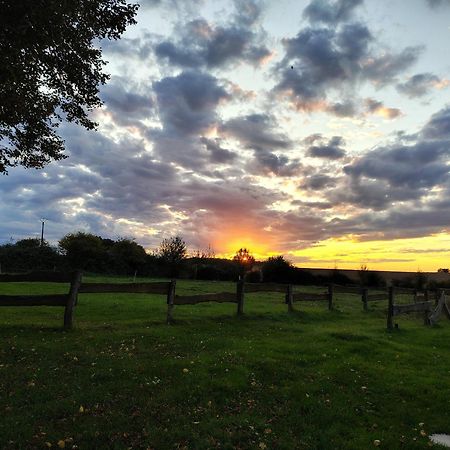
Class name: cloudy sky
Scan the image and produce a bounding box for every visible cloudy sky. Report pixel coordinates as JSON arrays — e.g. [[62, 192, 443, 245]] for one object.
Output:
[[2, 0, 450, 271]]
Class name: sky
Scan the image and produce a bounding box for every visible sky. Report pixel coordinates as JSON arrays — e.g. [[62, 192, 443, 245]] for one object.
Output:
[[1, 0, 450, 271]]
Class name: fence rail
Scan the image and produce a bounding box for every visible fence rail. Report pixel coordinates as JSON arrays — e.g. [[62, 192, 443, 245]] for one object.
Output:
[[0, 271, 81, 329], [79, 282, 171, 295], [174, 292, 237, 305]]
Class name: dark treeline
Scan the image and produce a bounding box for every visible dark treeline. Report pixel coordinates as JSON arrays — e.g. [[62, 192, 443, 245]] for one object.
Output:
[[1, 233, 448, 289]]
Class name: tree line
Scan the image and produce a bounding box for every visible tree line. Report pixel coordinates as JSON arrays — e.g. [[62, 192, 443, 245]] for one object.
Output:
[[1, 233, 448, 288]]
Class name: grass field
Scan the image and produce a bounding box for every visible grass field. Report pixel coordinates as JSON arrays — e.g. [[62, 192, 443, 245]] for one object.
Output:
[[1, 276, 449, 449]]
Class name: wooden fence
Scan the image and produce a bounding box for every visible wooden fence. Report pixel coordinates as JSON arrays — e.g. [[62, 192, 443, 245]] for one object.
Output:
[[167, 280, 243, 324], [0, 271, 82, 329], [2, 273, 449, 330], [386, 287, 450, 330], [80, 279, 176, 325]]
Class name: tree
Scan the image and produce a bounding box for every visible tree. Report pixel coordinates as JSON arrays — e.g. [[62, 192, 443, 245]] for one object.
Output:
[[233, 248, 255, 276], [58, 232, 108, 271], [261, 255, 293, 283], [158, 236, 187, 277], [0, 238, 61, 272], [0, 0, 138, 174], [110, 238, 147, 275]]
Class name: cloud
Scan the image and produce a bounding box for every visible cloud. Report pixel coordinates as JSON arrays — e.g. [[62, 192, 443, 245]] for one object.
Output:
[[154, 1, 270, 69], [306, 135, 347, 159], [274, 18, 421, 115], [422, 105, 450, 139], [299, 173, 338, 190], [361, 46, 423, 86], [153, 70, 229, 136], [99, 77, 154, 127], [364, 98, 402, 119], [328, 105, 450, 211], [201, 137, 237, 164], [303, 0, 363, 25], [396, 73, 449, 98], [220, 114, 292, 152], [249, 151, 302, 177]]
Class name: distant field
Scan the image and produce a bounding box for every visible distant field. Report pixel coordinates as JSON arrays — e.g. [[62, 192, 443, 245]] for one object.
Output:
[[303, 267, 450, 284], [1, 276, 449, 449]]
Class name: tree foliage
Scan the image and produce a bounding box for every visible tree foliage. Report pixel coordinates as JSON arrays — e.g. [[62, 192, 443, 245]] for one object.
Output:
[[157, 236, 188, 277], [58, 232, 107, 271], [261, 255, 293, 283], [233, 248, 255, 266], [0, 0, 138, 174], [232, 248, 255, 276], [158, 236, 187, 264], [0, 238, 61, 272]]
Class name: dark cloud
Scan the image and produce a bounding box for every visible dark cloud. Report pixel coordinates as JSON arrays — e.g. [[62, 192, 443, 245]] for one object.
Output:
[[422, 105, 450, 139], [344, 141, 449, 189], [396, 73, 443, 98], [220, 114, 292, 152], [303, 0, 363, 25], [153, 71, 229, 135], [155, 1, 270, 69], [327, 105, 450, 211], [249, 151, 302, 177], [362, 46, 423, 86], [201, 137, 237, 164], [327, 100, 358, 117], [300, 173, 338, 190], [306, 135, 346, 159], [275, 19, 421, 114], [99, 78, 154, 127]]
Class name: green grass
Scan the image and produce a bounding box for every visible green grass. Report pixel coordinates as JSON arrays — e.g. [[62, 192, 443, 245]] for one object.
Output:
[[1, 276, 449, 449]]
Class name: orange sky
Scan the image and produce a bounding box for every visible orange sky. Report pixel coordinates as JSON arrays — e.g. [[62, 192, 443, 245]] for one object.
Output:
[[215, 232, 450, 273]]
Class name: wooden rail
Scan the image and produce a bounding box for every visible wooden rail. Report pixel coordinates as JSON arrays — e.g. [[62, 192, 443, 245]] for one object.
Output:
[[79, 282, 171, 295], [0, 271, 82, 329], [387, 287, 437, 330], [286, 284, 333, 312], [166, 281, 243, 324]]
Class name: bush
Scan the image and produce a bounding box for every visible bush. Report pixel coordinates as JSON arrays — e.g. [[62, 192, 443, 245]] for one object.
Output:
[[0, 239, 62, 273]]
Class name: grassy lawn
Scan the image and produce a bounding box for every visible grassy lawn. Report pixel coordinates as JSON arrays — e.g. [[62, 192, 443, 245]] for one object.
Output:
[[0, 276, 449, 449]]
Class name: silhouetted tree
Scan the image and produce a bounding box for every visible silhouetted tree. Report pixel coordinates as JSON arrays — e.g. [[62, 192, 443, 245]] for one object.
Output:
[[0, 238, 61, 272], [0, 0, 138, 173], [233, 248, 255, 277], [59, 232, 108, 272], [158, 236, 187, 277], [262, 255, 293, 283], [110, 238, 147, 275]]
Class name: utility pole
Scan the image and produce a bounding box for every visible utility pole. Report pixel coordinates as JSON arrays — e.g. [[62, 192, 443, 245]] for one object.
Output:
[[40, 219, 45, 247]]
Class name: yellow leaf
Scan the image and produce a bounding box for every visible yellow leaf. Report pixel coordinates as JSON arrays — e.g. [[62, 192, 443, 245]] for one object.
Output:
[[57, 440, 65, 448], [79, 406, 84, 413]]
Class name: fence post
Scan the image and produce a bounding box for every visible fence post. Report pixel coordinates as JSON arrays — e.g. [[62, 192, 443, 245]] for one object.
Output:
[[166, 279, 176, 324], [64, 271, 82, 330], [362, 288, 368, 311], [236, 280, 245, 315], [328, 284, 333, 310], [286, 284, 294, 312], [387, 286, 394, 330]]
